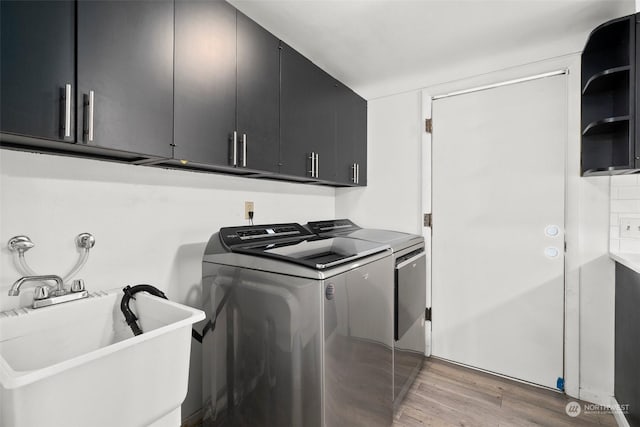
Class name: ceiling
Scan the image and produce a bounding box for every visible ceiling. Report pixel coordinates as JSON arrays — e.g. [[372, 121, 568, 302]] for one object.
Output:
[[229, 0, 635, 99]]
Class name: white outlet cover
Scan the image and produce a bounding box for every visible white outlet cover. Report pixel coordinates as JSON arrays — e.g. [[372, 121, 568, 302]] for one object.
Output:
[[619, 217, 640, 238]]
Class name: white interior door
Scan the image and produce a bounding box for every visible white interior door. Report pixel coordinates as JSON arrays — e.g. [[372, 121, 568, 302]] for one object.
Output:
[[431, 74, 566, 389]]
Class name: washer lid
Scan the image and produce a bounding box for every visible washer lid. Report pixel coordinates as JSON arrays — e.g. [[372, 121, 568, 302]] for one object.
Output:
[[231, 235, 389, 270], [307, 219, 423, 252]]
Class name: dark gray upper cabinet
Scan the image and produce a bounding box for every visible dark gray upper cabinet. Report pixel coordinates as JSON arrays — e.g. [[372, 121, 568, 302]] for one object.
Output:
[[280, 43, 337, 180], [174, 0, 237, 167], [76, 0, 174, 158], [173, 3, 279, 172], [236, 11, 280, 173], [335, 82, 367, 186], [1, 0, 75, 142], [0, 0, 367, 186]]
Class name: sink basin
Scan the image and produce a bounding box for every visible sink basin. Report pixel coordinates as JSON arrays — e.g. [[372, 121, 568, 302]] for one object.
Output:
[[0, 289, 205, 427]]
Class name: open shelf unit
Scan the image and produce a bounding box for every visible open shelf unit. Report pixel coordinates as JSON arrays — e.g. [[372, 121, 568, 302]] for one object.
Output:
[[581, 14, 637, 175]]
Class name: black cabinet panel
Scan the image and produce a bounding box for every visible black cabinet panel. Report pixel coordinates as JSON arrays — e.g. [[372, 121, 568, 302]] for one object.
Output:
[[280, 43, 336, 180], [236, 12, 280, 173], [335, 82, 367, 185], [1, 0, 75, 141], [77, 0, 173, 158], [615, 263, 640, 426], [174, 0, 236, 166]]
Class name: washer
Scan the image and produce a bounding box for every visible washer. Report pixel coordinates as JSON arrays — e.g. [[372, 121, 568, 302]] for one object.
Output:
[[201, 223, 394, 427], [306, 219, 426, 408]]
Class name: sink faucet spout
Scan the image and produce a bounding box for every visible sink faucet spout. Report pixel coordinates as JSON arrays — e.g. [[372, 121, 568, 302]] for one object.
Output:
[[8, 275, 64, 296]]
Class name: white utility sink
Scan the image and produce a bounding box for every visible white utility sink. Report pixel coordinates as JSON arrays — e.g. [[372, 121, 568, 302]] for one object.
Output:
[[0, 289, 205, 427]]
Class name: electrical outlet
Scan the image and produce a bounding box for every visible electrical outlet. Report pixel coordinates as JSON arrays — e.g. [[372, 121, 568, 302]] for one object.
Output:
[[620, 217, 640, 238], [245, 201, 254, 220]]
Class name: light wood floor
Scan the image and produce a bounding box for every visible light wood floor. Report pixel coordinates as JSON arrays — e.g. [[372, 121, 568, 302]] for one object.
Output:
[[393, 358, 617, 427]]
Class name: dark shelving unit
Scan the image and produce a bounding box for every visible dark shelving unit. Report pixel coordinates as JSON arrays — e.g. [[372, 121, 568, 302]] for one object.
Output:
[[581, 14, 637, 175]]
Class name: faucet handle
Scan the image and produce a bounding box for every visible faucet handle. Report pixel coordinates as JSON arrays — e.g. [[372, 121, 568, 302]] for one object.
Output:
[[71, 279, 85, 293], [34, 286, 50, 300]]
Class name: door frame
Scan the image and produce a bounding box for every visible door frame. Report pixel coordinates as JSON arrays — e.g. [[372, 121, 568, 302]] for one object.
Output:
[[420, 53, 582, 399]]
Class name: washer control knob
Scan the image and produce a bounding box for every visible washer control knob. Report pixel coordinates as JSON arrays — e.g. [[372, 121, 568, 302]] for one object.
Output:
[[325, 283, 335, 300]]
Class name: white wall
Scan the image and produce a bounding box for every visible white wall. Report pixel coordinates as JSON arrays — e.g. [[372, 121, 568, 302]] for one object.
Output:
[[0, 149, 334, 419], [335, 90, 423, 235], [610, 175, 640, 253], [578, 176, 615, 404]]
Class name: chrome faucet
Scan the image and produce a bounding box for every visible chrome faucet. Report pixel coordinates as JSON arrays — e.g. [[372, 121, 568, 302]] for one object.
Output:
[[8, 275, 88, 309], [8, 275, 64, 296]]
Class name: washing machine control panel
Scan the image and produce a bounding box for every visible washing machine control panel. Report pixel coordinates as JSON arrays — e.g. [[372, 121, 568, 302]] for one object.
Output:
[[219, 223, 313, 248]]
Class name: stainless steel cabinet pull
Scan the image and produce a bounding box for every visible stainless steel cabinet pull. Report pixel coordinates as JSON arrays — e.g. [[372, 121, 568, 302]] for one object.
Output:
[[63, 83, 71, 138], [83, 90, 94, 142], [232, 131, 238, 166], [356, 163, 360, 184], [352, 163, 357, 183], [242, 133, 247, 167], [309, 152, 315, 177], [315, 153, 319, 178]]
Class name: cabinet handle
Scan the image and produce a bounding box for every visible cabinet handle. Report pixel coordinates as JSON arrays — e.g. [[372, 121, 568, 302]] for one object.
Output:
[[83, 90, 94, 142], [232, 131, 238, 166], [315, 153, 319, 178], [242, 133, 247, 167], [309, 152, 315, 177], [61, 83, 71, 138], [352, 163, 357, 183], [356, 163, 360, 184]]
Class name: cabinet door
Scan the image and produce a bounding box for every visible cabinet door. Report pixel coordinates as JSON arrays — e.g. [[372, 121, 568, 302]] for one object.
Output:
[[280, 43, 336, 180], [236, 12, 280, 172], [335, 82, 367, 185], [174, 0, 237, 166], [615, 263, 640, 425], [1, 0, 75, 141], [77, 0, 173, 158], [353, 96, 367, 186]]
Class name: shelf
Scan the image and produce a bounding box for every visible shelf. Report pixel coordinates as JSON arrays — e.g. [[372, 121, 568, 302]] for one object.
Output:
[[582, 65, 630, 95], [582, 116, 630, 136], [583, 167, 639, 176]]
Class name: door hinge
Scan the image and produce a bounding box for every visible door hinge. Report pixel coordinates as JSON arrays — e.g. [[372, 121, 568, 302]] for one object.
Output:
[[425, 307, 432, 322], [425, 118, 433, 133], [424, 213, 432, 227]]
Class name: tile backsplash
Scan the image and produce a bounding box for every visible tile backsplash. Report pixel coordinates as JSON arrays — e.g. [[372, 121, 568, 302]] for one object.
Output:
[[610, 175, 640, 253]]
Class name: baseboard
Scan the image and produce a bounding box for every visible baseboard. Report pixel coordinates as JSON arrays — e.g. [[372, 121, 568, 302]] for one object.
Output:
[[611, 397, 631, 427], [579, 388, 614, 406]]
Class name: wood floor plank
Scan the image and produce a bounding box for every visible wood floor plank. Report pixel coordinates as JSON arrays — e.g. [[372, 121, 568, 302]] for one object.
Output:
[[393, 358, 618, 427], [418, 370, 503, 408]]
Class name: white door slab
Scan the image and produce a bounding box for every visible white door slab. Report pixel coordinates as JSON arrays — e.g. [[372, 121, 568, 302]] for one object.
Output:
[[431, 73, 566, 389]]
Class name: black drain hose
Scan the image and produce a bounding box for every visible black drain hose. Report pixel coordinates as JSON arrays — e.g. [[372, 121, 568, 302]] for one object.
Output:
[[121, 284, 168, 336], [121, 284, 226, 342]]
